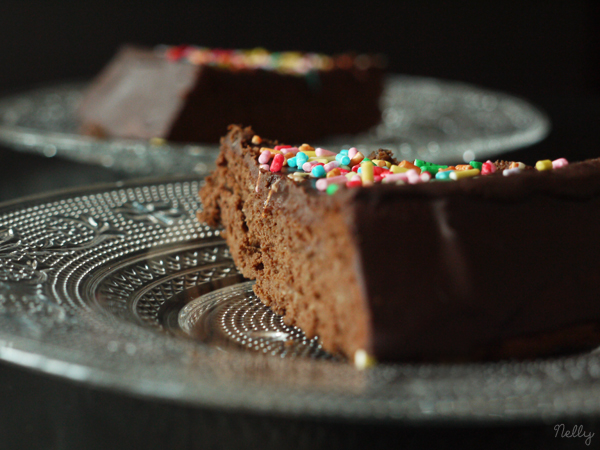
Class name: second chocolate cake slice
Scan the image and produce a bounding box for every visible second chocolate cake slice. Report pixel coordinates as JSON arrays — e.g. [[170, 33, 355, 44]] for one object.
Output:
[[79, 45, 384, 143]]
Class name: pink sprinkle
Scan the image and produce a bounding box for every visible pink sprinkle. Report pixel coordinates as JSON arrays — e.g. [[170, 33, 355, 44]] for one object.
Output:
[[274, 145, 292, 151], [324, 161, 341, 172], [552, 158, 569, 169], [315, 175, 348, 191], [481, 162, 495, 176], [281, 147, 299, 155], [350, 174, 361, 182], [316, 147, 336, 157], [382, 173, 408, 183], [260, 164, 270, 171], [348, 147, 358, 159], [258, 150, 272, 164], [302, 161, 319, 172], [270, 154, 285, 172], [407, 169, 422, 184], [485, 160, 497, 173]]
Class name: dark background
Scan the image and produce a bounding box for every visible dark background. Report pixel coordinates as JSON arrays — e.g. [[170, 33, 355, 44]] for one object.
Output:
[[1, 1, 600, 448], [1, 0, 600, 200]]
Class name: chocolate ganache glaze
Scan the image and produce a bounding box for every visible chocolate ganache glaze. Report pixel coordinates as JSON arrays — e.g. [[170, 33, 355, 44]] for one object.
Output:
[[200, 125, 600, 362]]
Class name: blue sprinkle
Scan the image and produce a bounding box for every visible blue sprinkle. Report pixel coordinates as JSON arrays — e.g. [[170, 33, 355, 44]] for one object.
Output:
[[435, 170, 453, 180], [288, 157, 297, 168], [297, 152, 309, 164], [311, 165, 326, 178], [357, 167, 362, 174], [341, 156, 351, 166], [340, 149, 349, 156]]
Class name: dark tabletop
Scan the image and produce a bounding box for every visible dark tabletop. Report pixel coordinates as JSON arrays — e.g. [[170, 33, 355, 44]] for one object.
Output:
[[2, 1, 600, 449]]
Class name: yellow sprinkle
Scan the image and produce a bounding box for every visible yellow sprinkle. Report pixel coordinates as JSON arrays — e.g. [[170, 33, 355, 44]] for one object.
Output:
[[449, 168, 480, 180], [385, 161, 392, 168], [536, 159, 553, 171], [299, 143, 315, 153], [301, 151, 317, 158], [251, 135, 262, 144], [345, 172, 355, 180], [361, 161, 374, 186], [354, 349, 377, 370], [288, 172, 310, 181], [390, 165, 409, 174], [260, 147, 274, 153], [309, 156, 335, 163], [269, 150, 283, 155], [149, 137, 167, 146]]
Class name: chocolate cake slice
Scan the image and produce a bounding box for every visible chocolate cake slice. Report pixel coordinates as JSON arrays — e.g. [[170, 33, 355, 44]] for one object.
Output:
[[78, 45, 384, 143], [199, 125, 600, 362]]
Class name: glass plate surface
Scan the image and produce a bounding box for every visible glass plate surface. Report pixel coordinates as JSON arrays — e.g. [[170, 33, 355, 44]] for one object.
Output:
[[0, 175, 599, 424], [0, 76, 549, 176]]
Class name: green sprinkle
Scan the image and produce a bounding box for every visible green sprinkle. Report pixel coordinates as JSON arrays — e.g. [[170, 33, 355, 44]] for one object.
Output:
[[469, 161, 483, 170], [326, 184, 340, 195], [414, 159, 448, 172]]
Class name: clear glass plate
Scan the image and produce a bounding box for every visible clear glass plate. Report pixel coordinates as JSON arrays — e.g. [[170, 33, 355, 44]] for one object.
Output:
[[0, 76, 550, 176], [0, 175, 598, 424]]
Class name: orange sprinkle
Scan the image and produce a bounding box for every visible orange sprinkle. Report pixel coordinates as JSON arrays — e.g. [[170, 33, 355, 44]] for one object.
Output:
[[349, 151, 365, 167], [438, 166, 456, 172], [398, 160, 421, 175], [327, 168, 342, 178], [299, 143, 315, 153]]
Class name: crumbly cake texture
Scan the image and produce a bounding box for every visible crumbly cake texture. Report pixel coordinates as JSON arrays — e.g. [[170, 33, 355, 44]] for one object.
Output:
[[199, 125, 600, 362], [78, 45, 384, 143]]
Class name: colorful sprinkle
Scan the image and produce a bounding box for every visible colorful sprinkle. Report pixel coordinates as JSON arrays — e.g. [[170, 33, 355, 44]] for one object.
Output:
[[536, 160, 553, 171], [252, 140, 570, 194], [327, 184, 340, 195], [553, 158, 569, 169], [503, 167, 522, 176], [311, 165, 326, 178], [435, 170, 453, 180], [481, 162, 496, 176], [316, 147, 336, 157], [449, 168, 480, 180], [350, 151, 365, 167], [360, 161, 375, 186], [259, 150, 272, 164], [469, 161, 483, 170], [270, 154, 284, 172], [316, 175, 347, 191], [161, 46, 381, 76]]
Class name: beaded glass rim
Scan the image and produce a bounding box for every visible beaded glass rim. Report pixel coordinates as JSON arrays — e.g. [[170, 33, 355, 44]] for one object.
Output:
[[0, 175, 599, 425], [0, 75, 550, 177]]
